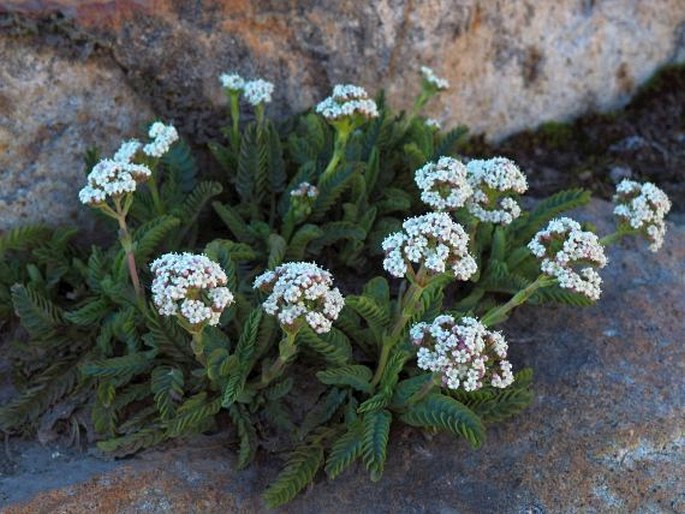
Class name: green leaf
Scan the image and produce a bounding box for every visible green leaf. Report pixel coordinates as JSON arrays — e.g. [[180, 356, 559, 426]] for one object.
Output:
[[172, 180, 223, 228], [529, 285, 595, 306], [285, 224, 324, 260], [161, 139, 198, 193], [377, 188, 412, 215], [63, 296, 110, 326], [222, 309, 262, 407], [325, 422, 363, 479], [432, 125, 468, 159], [400, 393, 485, 448], [212, 201, 254, 243], [10, 284, 63, 337], [316, 365, 374, 393], [151, 366, 184, 421], [311, 162, 359, 221], [262, 442, 324, 508], [267, 233, 287, 269], [97, 429, 167, 457], [81, 353, 152, 380], [361, 409, 391, 482], [299, 387, 348, 439], [229, 404, 258, 469], [357, 387, 392, 414], [0, 225, 52, 254], [297, 326, 352, 366], [206, 349, 238, 381], [309, 222, 366, 254], [345, 295, 389, 337], [204, 239, 257, 263], [391, 373, 434, 408], [166, 393, 221, 437], [266, 121, 286, 193]]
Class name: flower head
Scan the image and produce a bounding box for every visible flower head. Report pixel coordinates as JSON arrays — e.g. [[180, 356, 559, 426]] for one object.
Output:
[[78, 159, 151, 206], [113, 139, 142, 163], [410, 315, 514, 391], [466, 157, 528, 225], [382, 212, 477, 280], [528, 217, 608, 301], [415, 156, 473, 211], [150, 252, 234, 328], [613, 179, 671, 252], [425, 118, 441, 130], [315, 84, 379, 123], [420, 66, 449, 91], [143, 122, 179, 158], [243, 79, 274, 106], [254, 262, 344, 334], [219, 72, 245, 92], [290, 182, 319, 199]]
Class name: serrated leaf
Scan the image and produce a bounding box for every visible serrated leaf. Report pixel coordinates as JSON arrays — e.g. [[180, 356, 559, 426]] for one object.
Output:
[[297, 326, 352, 366], [316, 365, 373, 393], [267, 233, 287, 268], [361, 409, 391, 482], [151, 366, 184, 421], [285, 224, 324, 260], [10, 284, 63, 337], [325, 422, 363, 479], [63, 296, 110, 326], [262, 442, 324, 508], [400, 393, 485, 449]]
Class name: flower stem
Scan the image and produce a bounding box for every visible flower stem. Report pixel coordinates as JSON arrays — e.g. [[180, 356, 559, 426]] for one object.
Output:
[[229, 92, 240, 151], [114, 198, 143, 299], [371, 268, 428, 388], [257, 330, 298, 389], [480, 274, 553, 326], [319, 128, 349, 183], [191, 330, 206, 366], [406, 374, 440, 406], [600, 228, 633, 247]]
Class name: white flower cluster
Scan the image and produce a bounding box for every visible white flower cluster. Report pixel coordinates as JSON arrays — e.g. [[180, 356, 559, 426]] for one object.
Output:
[[243, 79, 274, 106], [420, 66, 449, 91], [528, 217, 608, 301], [150, 252, 234, 327], [465, 157, 528, 225], [382, 212, 477, 280], [113, 139, 142, 163], [425, 118, 441, 130], [254, 262, 344, 334], [410, 315, 514, 392], [415, 156, 473, 211], [315, 84, 379, 122], [290, 182, 319, 199], [613, 179, 671, 252], [219, 72, 245, 92], [143, 122, 179, 158], [78, 159, 152, 206]]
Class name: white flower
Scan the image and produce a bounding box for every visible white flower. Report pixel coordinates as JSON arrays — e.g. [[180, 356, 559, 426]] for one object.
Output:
[[254, 262, 344, 334], [143, 122, 179, 158], [528, 217, 608, 301], [243, 79, 274, 106], [410, 315, 514, 391], [113, 139, 142, 163], [465, 157, 528, 225], [150, 252, 234, 327], [613, 179, 671, 252], [425, 118, 441, 130], [290, 182, 319, 199], [219, 72, 245, 92], [382, 212, 477, 280], [415, 156, 473, 211], [315, 84, 379, 122], [420, 66, 449, 91], [78, 159, 151, 206]]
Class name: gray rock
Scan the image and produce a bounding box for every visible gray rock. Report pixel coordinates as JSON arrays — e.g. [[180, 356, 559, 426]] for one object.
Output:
[[1, 1, 684, 228], [2, 200, 683, 512]]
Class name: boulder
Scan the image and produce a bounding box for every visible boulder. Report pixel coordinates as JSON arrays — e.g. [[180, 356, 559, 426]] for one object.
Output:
[[2, 200, 683, 512], [1, 1, 684, 228]]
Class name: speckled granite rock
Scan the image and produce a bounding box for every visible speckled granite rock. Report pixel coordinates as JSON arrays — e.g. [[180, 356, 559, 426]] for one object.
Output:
[[1, 1, 684, 228], [2, 200, 683, 513]]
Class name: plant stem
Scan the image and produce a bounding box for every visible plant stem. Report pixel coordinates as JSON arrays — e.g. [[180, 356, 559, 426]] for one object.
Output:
[[600, 228, 633, 247], [480, 274, 553, 326], [229, 92, 240, 151], [371, 268, 428, 388], [191, 330, 206, 366], [319, 128, 350, 183], [114, 198, 143, 299], [257, 330, 298, 389]]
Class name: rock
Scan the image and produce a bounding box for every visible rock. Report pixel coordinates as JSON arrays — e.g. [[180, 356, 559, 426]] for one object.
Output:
[[1, 2, 685, 229], [2, 200, 684, 512], [0, 36, 153, 231]]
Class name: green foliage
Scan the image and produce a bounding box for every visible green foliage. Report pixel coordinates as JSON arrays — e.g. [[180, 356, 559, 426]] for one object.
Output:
[[361, 409, 391, 481], [262, 442, 325, 508]]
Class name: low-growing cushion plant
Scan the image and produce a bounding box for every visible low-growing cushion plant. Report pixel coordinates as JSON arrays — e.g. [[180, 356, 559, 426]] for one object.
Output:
[[0, 66, 672, 507]]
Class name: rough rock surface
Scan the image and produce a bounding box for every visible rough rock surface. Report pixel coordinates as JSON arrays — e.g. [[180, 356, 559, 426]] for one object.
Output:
[[1, 1, 684, 228], [0, 36, 153, 230], [2, 200, 683, 513]]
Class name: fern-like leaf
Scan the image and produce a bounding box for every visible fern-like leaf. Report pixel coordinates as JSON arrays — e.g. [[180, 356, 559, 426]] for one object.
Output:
[[285, 224, 324, 260], [151, 366, 184, 421], [316, 365, 373, 393], [400, 393, 485, 449], [262, 442, 324, 508], [361, 409, 391, 482], [229, 404, 259, 469], [10, 284, 63, 337], [325, 422, 363, 479], [297, 326, 352, 366]]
